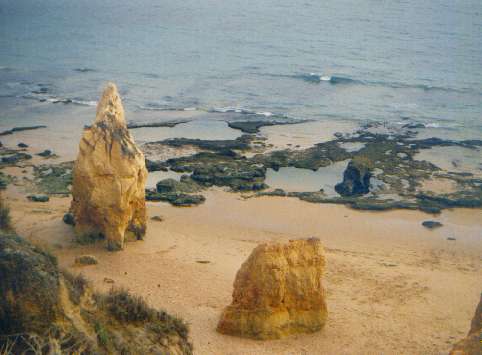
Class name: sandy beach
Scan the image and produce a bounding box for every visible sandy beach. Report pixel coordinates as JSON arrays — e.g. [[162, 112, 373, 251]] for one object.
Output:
[[3, 159, 481, 354]]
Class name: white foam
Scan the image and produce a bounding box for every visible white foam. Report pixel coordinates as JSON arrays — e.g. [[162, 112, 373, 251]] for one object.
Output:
[[72, 99, 97, 107], [256, 111, 273, 117]]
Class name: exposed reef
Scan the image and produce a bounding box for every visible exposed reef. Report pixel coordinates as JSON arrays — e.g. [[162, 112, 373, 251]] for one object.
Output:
[[149, 134, 256, 154], [127, 120, 190, 129], [146, 177, 206, 206], [34, 161, 73, 195], [167, 152, 267, 191], [0, 125, 46, 136], [147, 124, 482, 211], [227, 119, 307, 134]]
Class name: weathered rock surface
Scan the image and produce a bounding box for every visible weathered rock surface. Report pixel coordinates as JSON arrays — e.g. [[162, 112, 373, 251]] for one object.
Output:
[[217, 238, 327, 339], [450, 294, 482, 355], [70, 83, 147, 250]]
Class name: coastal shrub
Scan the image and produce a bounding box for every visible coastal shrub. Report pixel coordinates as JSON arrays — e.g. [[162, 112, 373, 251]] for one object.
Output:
[[98, 288, 190, 340], [63, 271, 89, 305], [94, 321, 111, 348], [0, 197, 10, 230]]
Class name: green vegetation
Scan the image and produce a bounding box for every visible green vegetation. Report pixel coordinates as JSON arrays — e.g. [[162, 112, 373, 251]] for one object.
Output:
[[97, 288, 190, 340], [0, 198, 10, 230], [63, 271, 89, 305], [33, 161, 73, 195]]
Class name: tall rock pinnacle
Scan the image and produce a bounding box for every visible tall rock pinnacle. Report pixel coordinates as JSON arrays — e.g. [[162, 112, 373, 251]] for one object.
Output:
[[70, 83, 147, 250]]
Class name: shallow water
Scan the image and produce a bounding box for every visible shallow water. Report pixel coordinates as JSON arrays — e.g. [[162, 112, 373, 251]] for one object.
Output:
[[265, 161, 349, 195], [1, 0, 481, 139], [415, 146, 482, 177]]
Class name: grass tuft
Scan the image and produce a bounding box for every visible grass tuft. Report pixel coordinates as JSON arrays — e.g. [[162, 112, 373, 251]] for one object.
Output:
[[0, 197, 11, 230], [98, 288, 190, 340], [63, 271, 89, 305]]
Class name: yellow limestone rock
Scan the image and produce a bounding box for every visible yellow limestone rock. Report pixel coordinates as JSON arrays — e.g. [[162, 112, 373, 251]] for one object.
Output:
[[71, 83, 147, 251], [217, 238, 327, 339], [450, 293, 482, 355]]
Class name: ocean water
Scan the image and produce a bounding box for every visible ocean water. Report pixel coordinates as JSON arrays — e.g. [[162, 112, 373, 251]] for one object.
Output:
[[1, 0, 482, 134]]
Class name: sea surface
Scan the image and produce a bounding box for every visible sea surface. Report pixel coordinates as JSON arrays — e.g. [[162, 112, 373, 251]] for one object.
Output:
[[0, 0, 481, 135]]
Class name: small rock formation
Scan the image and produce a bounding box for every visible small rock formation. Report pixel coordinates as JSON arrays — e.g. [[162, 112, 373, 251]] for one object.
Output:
[[70, 83, 147, 250], [422, 220, 443, 229], [335, 157, 372, 196], [217, 238, 327, 340], [75, 255, 98, 265], [450, 294, 482, 355], [27, 194, 49, 202], [37, 149, 53, 157]]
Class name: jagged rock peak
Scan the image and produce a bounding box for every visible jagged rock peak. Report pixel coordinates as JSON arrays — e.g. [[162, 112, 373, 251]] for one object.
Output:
[[94, 82, 126, 127], [70, 83, 147, 251]]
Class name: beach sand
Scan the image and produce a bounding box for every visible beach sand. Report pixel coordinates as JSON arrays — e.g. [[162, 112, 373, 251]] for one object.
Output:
[[4, 181, 481, 354]]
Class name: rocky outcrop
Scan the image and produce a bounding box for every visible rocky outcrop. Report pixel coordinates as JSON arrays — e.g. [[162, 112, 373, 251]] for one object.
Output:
[[70, 83, 147, 250], [0, 232, 192, 354], [450, 294, 482, 355], [217, 238, 327, 340], [335, 157, 372, 196]]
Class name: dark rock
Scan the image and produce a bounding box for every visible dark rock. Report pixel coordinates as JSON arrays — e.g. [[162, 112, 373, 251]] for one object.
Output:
[[402, 123, 425, 129], [335, 158, 372, 196], [146, 190, 206, 206], [447, 237, 456, 241], [151, 215, 164, 222], [17, 142, 29, 148], [27, 194, 50, 202], [422, 220, 443, 229], [145, 159, 168, 172], [63, 212, 75, 225], [168, 152, 267, 192], [37, 149, 53, 157], [0, 125, 46, 136], [227, 120, 306, 134], [1, 152, 32, 164], [151, 134, 255, 153], [127, 120, 189, 129], [31, 87, 49, 94]]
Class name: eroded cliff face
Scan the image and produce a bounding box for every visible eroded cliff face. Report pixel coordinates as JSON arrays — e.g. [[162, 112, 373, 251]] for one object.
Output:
[[450, 294, 482, 355], [0, 232, 192, 354], [71, 83, 147, 250], [217, 238, 328, 340]]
